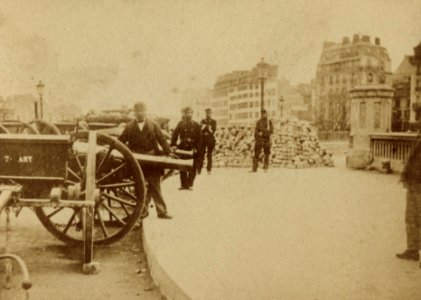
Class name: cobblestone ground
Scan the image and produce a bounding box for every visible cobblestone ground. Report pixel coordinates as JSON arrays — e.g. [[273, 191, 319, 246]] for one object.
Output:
[[144, 156, 421, 300], [0, 209, 162, 300]]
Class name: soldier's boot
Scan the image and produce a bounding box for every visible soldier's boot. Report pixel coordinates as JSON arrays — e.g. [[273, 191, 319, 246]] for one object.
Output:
[[250, 158, 258, 172], [263, 156, 269, 171], [396, 250, 420, 261]]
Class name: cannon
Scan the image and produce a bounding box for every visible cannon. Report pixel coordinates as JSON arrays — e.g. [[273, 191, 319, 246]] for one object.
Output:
[[0, 130, 193, 278]]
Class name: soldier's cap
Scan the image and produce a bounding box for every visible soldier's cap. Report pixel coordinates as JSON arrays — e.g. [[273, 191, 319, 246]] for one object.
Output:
[[205, 108, 212, 112], [133, 101, 147, 111], [182, 106, 193, 113]]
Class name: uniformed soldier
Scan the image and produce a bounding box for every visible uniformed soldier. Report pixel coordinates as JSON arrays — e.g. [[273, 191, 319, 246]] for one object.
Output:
[[119, 102, 173, 219], [199, 108, 217, 175], [396, 140, 421, 262], [251, 109, 274, 172], [171, 107, 203, 190]]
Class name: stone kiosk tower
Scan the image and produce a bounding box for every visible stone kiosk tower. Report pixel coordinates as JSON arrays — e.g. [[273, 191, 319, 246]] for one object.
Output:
[[346, 84, 394, 169]]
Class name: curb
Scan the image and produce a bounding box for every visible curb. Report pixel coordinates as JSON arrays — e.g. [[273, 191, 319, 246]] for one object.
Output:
[[142, 223, 191, 300]]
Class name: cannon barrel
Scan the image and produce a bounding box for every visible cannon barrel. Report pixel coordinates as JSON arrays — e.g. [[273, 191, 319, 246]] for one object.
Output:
[[131, 152, 193, 172], [72, 141, 194, 172]]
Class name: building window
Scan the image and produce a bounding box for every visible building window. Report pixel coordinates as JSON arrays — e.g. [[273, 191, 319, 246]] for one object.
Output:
[[255, 112, 259, 118], [367, 73, 373, 84], [255, 92, 259, 97], [250, 102, 253, 108], [359, 102, 366, 128], [374, 102, 381, 129], [238, 102, 248, 109]]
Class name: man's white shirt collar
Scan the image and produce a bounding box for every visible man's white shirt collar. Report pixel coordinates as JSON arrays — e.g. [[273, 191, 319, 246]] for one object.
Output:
[[138, 120, 145, 130]]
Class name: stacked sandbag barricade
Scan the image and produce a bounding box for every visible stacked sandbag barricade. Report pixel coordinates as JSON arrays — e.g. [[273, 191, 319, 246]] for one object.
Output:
[[212, 118, 334, 169]]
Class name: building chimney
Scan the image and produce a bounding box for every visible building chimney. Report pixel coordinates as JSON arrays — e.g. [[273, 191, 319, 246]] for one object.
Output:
[[375, 37, 381, 45], [352, 34, 360, 43], [342, 37, 350, 45], [361, 35, 370, 43]]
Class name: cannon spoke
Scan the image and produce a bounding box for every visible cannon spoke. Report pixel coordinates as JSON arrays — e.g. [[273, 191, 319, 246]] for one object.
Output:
[[118, 201, 130, 217], [75, 155, 85, 174], [119, 187, 137, 200], [95, 209, 109, 238], [101, 192, 136, 208], [62, 208, 80, 234], [96, 163, 126, 184], [65, 179, 78, 185], [98, 181, 135, 189], [96, 146, 114, 175], [100, 203, 126, 226], [46, 207, 64, 219], [67, 167, 82, 181]]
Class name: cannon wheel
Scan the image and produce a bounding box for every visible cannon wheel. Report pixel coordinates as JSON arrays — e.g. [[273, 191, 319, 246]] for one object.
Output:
[[29, 119, 61, 135], [35, 131, 146, 246], [1, 120, 39, 134]]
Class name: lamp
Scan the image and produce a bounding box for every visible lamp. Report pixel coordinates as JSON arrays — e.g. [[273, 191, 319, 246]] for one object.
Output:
[[256, 58, 269, 112], [36, 81, 45, 119], [279, 96, 284, 118]]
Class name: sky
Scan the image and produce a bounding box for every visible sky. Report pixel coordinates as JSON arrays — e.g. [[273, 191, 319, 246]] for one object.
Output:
[[0, 0, 420, 116]]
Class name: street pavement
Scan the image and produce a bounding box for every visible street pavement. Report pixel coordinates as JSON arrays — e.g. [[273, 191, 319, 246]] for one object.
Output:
[[144, 156, 421, 300], [0, 210, 161, 300]]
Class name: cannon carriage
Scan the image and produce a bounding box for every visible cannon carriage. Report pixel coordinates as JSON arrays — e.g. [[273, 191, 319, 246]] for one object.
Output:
[[0, 127, 193, 283]]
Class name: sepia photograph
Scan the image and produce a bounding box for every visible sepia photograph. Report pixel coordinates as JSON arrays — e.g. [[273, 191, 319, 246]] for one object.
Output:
[[0, 0, 421, 299]]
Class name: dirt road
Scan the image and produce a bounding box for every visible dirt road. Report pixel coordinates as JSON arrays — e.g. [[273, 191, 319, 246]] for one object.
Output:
[[0, 209, 162, 300]]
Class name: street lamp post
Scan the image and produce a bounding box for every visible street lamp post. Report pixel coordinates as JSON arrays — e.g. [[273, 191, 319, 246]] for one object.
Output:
[[36, 81, 45, 120], [279, 96, 284, 118], [34, 99, 39, 119], [257, 58, 268, 112]]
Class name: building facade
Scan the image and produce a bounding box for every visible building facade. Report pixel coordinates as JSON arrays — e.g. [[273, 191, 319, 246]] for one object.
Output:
[[410, 43, 421, 121], [0, 94, 37, 121], [211, 61, 311, 127], [314, 34, 392, 131], [392, 42, 421, 130]]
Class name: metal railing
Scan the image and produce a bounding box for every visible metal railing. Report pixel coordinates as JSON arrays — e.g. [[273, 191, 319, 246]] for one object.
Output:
[[370, 133, 421, 162]]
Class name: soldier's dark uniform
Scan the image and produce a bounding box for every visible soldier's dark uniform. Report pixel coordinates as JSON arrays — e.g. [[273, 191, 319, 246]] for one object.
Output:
[[199, 116, 217, 173], [171, 118, 203, 189], [397, 140, 421, 262], [252, 112, 274, 172]]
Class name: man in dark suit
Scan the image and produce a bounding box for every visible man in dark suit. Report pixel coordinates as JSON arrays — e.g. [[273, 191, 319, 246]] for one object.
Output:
[[119, 102, 173, 219], [252, 109, 274, 172], [199, 108, 217, 174], [171, 107, 203, 190]]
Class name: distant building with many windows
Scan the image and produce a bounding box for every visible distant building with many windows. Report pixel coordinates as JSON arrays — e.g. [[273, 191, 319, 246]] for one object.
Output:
[[314, 34, 392, 131], [211, 61, 311, 127], [393, 42, 421, 129]]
